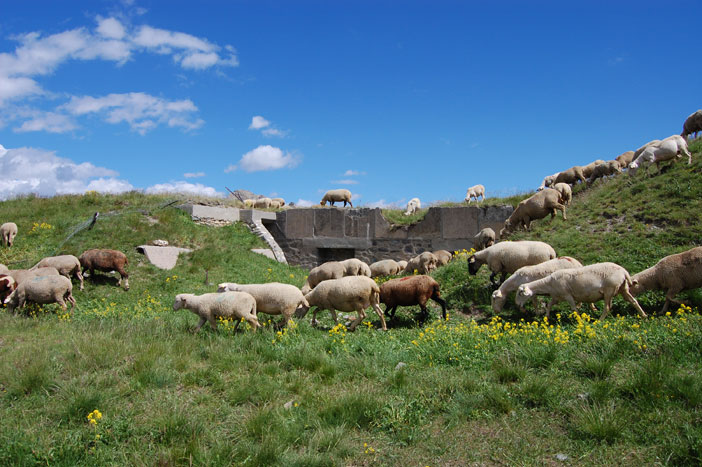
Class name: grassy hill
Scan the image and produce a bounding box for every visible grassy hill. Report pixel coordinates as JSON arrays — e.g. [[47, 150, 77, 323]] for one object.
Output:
[[1, 140, 701, 466]]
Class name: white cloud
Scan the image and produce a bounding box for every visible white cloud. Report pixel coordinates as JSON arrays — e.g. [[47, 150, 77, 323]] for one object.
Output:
[[62, 92, 203, 134], [145, 181, 222, 197], [13, 111, 78, 134], [233, 145, 300, 173], [249, 115, 270, 130], [183, 171, 205, 178], [0, 144, 133, 200], [331, 179, 358, 185], [343, 169, 366, 176], [97, 17, 126, 40], [366, 199, 392, 208], [261, 128, 287, 138], [295, 199, 315, 207]]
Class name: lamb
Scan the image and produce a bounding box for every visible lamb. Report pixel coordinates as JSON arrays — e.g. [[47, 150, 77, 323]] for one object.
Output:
[[404, 197, 421, 216], [1, 222, 18, 247], [270, 197, 286, 209], [468, 240, 557, 286], [464, 184, 485, 203], [499, 189, 566, 236], [173, 292, 260, 333], [552, 183, 572, 206], [404, 251, 439, 275], [8, 267, 60, 285], [370, 259, 403, 277], [629, 246, 702, 314], [380, 275, 447, 320], [0, 274, 16, 303], [79, 249, 129, 290], [473, 227, 496, 251], [320, 189, 353, 207], [254, 197, 272, 209], [31, 255, 84, 291], [340, 258, 372, 277], [491, 257, 584, 313], [433, 250, 453, 267], [301, 261, 346, 293], [581, 160, 606, 179], [681, 110, 702, 140], [397, 260, 408, 270], [299, 275, 387, 331], [4, 275, 76, 316], [515, 262, 647, 320], [538, 173, 559, 191], [217, 282, 309, 328], [615, 151, 635, 168], [587, 160, 621, 185], [554, 166, 586, 185], [629, 135, 692, 173]]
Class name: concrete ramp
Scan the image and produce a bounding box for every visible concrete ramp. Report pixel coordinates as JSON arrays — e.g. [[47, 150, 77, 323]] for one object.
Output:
[[136, 245, 192, 270]]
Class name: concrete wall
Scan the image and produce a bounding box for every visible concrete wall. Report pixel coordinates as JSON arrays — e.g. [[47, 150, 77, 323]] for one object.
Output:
[[268, 205, 513, 268]]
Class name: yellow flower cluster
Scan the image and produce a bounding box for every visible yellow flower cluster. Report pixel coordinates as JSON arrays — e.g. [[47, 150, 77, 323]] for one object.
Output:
[[83, 291, 168, 320], [28, 222, 53, 234], [363, 442, 376, 455], [272, 318, 298, 344], [165, 275, 178, 282], [328, 323, 348, 351], [87, 409, 102, 426], [453, 247, 477, 258]]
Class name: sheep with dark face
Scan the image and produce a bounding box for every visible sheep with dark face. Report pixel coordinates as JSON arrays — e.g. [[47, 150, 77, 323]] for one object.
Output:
[[380, 275, 447, 321]]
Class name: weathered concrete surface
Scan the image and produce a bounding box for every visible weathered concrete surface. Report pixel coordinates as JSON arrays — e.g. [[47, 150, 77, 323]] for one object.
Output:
[[180, 204, 240, 223], [251, 249, 276, 260], [136, 245, 192, 270]]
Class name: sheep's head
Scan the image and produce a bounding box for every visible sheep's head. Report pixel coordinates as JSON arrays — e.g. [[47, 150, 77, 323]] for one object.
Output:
[[491, 289, 505, 313], [217, 282, 237, 293], [467, 255, 481, 275], [173, 294, 188, 310], [515, 285, 533, 307]]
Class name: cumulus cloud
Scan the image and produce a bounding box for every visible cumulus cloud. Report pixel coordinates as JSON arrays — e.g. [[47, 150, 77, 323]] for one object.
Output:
[[230, 145, 300, 173], [249, 115, 287, 138], [62, 92, 203, 134], [366, 199, 392, 208], [331, 179, 358, 185], [249, 115, 270, 130], [0, 143, 133, 200], [145, 181, 222, 197], [13, 111, 78, 134], [183, 171, 205, 178], [295, 199, 315, 207]]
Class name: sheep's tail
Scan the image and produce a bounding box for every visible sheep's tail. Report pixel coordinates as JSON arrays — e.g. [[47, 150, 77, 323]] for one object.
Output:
[[624, 269, 637, 287], [370, 282, 381, 307]]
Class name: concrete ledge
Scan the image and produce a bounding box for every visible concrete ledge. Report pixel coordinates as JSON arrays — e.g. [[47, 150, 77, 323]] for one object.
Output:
[[180, 204, 240, 222], [302, 237, 372, 249], [240, 209, 277, 223]]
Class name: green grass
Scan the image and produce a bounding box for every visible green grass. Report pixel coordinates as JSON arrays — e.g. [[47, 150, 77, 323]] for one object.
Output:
[[1, 141, 702, 465]]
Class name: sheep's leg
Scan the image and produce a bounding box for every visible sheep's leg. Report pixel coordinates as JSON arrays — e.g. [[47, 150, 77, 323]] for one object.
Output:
[[372, 303, 387, 330], [56, 297, 67, 310], [598, 293, 614, 321], [418, 304, 429, 322], [76, 270, 84, 291], [311, 309, 319, 327], [67, 294, 76, 312], [193, 317, 207, 333], [207, 314, 218, 331], [386, 305, 397, 319], [544, 298, 557, 319], [558, 203, 567, 220], [330, 310, 339, 326], [620, 288, 647, 318], [431, 296, 448, 320], [348, 309, 366, 332], [531, 296, 539, 313], [489, 271, 498, 285]]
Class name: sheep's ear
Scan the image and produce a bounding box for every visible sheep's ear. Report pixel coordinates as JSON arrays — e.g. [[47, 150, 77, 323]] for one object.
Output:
[[492, 290, 502, 298]]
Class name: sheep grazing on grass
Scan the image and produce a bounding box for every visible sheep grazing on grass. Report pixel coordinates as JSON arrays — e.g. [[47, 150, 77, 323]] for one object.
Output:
[[270, 198, 286, 209], [500, 189, 566, 236], [464, 184, 485, 203], [32, 255, 84, 291], [473, 227, 495, 251], [468, 240, 556, 286], [587, 160, 622, 185], [173, 292, 260, 333], [1, 222, 18, 247], [615, 151, 635, 168], [320, 189, 353, 207], [8, 267, 60, 286], [301, 261, 346, 294], [299, 276, 387, 331], [554, 166, 586, 185], [630, 246, 702, 314], [217, 282, 309, 328], [581, 160, 606, 179], [243, 199, 255, 208], [538, 173, 559, 191], [433, 250, 452, 267], [552, 183, 572, 206], [491, 257, 584, 313], [340, 258, 372, 277], [681, 110, 702, 140], [370, 259, 403, 277], [0, 274, 16, 303], [404, 197, 421, 216], [404, 251, 439, 275], [79, 249, 129, 290], [629, 135, 692, 174], [4, 275, 76, 316], [397, 260, 408, 270], [380, 275, 447, 321], [254, 197, 272, 209], [515, 262, 647, 320]]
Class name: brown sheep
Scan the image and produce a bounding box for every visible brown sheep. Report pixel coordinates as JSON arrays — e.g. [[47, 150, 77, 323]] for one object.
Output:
[[79, 249, 129, 290], [500, 189, 566, 236], [581, 160, 606, 179], [681, 110, 702, 140], [380, 275, 447, 320], [433, 250, 452, 267], [554, 166, 586, 185], [615, 151, 635, 167]]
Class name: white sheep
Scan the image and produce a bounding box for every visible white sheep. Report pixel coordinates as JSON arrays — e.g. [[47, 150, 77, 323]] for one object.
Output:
[[397, 260, 408, 270], [300, 276, 387, 331], [552, 182, 572, 206], [491, 257, 584, 313], [340, 258, 372, 277], [538, 173, 559, 191], [629, 135, 692, 174], [4, 275, 76, 315], [587, 160, 621, 184], [270, 197, 286, 209], [554, 166, 586, 185], [630, 246, 702, 314], [1, 222, 18, 247], [173, 292, 260, 333], [8, 267, 60, 286], [301, 261, 346, 293], [254, 197, 272, 209], [404, 251, 439, 275], [404, 197, 421, 216], [217, 282, 309, 327], [320, 189, 353, 207], [515, 262, 647, 320], [500, 189, 566, 236], [370, 259, 403, 277], [473, 228, 495, 251], [468, 240, 557, 285], [243, 199, 255, 208], [31, 255, 84, 291], [433, 250, 452, 267], [581, 159, 606, 179], [464, 184, 485, 203]]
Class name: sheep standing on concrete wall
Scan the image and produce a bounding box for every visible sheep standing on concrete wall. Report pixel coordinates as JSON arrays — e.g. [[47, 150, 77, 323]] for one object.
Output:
[[404, 198, 421, 216], [468, 240, 556, 286], [630, 246, 702, 313], [31, 255, 84, 291], [464, 185, 485, 203], [4, 275, 76, 316], [254, 197, 272, 209], [380, 275, 447, 320], [515, 262, 647, 320], [320, 189, 353, 207], [217, 282, 309, 328], [173, 292, 260, 333], [1, 222, 18, 247]]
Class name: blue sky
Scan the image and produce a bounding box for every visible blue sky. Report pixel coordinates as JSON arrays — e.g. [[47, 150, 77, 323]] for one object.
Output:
[[1, 0, 700, 206]]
